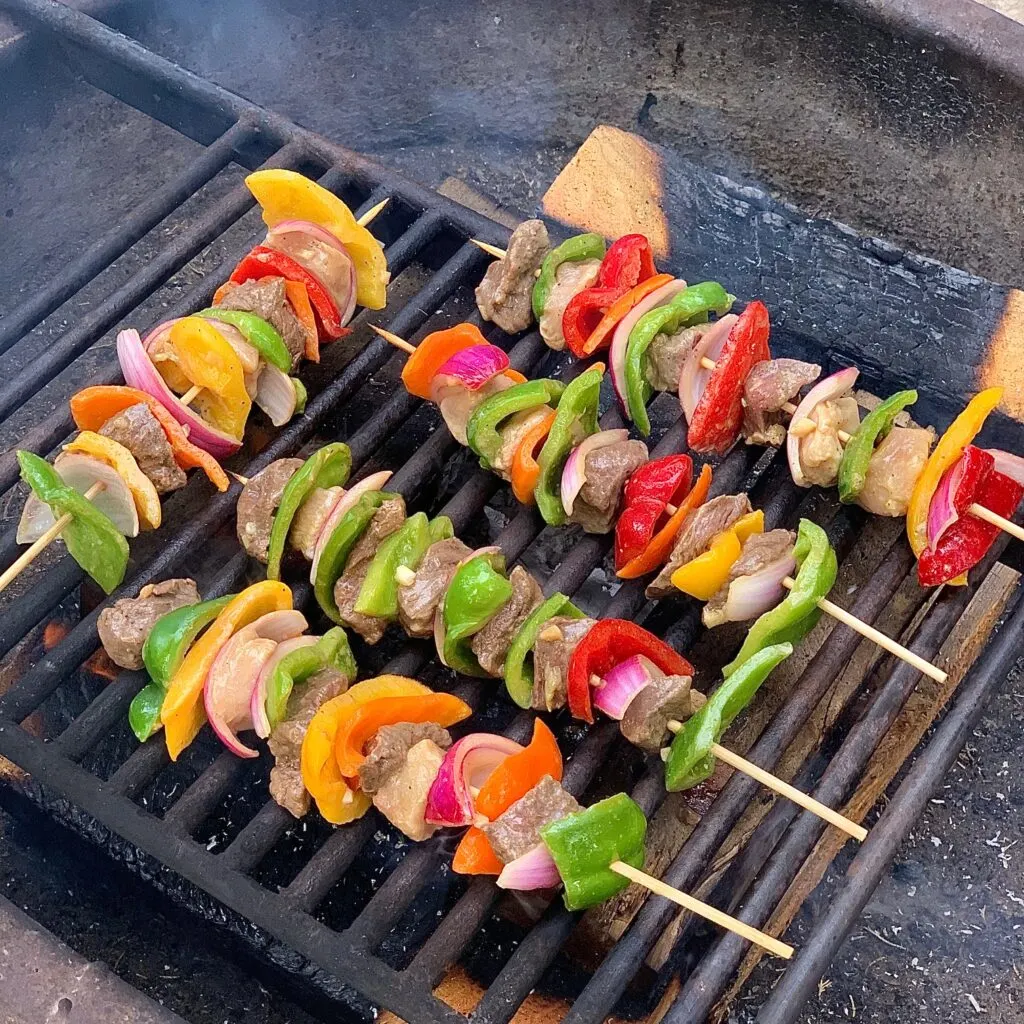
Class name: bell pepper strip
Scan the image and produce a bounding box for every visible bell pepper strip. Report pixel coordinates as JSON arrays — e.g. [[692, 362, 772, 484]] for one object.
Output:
[[440, 553, 513, 676], [128, 683, 167, 744], [160, 580, 292, 760], [267, 443, 353, 580], [63, 431, 162, 531], [579, 273, 675, 357], [539, 793, 647, 911], [535, 364, 604, 527], [722, 518, 837, 677], [625, 282, 735, 435], [16, 451, 129, 594], [837, 390, 919, 504], [615, 455, 694, 570], [264, 627, 356, 728], [452, 826, 506, 875], [282, 280, 320, 361], [504, 594, 585, 708], [567, 619, 694, 724], [401, 323, 488, 399], [927, 445, 993, 551], [664, 643, 793, 791], [333, 692, 472, 778], [687, 300, 772, 454], [907, 387, 1003, 562], [69, 386, 229, 492], [670, 510, 765, 601], [195, 308, 292, 372], [354, 512, 431, 619], [313, 491, 396, 623], [302, 675, 430, 824], [292, 377, 308, 414], [617, 462, 712, 579], [532, 233, 606, 320], [466, 379, 565, 469], [510, 408, 557, 505], [245, 168, 390, 311], [429, 515, 456, 543]]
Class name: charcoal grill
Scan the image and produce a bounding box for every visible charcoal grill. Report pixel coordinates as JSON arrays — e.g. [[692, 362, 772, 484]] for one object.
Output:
[[0, 2, 1022, 1022]]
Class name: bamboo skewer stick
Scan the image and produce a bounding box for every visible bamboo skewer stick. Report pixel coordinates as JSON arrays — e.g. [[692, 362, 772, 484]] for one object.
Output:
[[369, 324, 416, 354], [471, 239, 509, 260], [357, 197, 390, 227], [179, 384, 202, 406]]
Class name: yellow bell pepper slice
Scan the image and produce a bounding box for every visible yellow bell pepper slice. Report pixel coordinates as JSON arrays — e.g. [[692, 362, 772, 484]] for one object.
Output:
[[161, 580, 292, 759], [670, 509, 765, 601], [301, 675, 430, 825], [169, 317, 251, 440], [64, 430, 162, 531], [245, 169, 390, 311]]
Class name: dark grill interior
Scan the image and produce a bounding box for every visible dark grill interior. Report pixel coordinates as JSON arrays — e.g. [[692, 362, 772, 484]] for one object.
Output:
[[1, 2, 1022, 1023]]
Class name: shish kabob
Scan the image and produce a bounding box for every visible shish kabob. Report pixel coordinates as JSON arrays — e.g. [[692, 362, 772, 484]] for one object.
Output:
[[3, 171, 390, 597]]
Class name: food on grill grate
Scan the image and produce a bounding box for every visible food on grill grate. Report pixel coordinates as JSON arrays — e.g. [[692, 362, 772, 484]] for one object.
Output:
[[475, 219, 550, 334]]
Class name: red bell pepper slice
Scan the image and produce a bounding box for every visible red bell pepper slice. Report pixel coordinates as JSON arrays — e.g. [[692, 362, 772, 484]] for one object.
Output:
[[615, 455, 694, 569], [687, 300, 771, 454], [567, 620, 694, 723]]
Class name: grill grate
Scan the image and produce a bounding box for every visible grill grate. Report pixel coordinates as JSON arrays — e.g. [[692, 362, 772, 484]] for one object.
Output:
[[0, 3, 1022, 1024]]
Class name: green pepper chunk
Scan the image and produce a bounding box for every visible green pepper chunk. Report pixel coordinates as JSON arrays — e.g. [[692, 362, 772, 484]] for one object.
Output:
[[354, 512, 431, 619], [466, 379, 565, 469], [267, 443, 352, 580], [265, 627, 356, 728], [532, 233, 606, 321], [625, 282, 735, 436], [440, 552, 512, 676], [722, 519, 837, 677], [292, 377, 307, 414], [16, 451, 129, 594], [428, 515, 455, 544], [128, 682, 167, 743], [313, 491, 396, 623], [196, 308, 293, 372], [503, 593, 584, 708], [837, 390, 918, 504], [535, 365, 603, 526], [664, 642, 793, 791], [540, 793, 647, 911]]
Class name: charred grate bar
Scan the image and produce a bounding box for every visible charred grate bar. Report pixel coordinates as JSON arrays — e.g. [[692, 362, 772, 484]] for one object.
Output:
[[0, 3, 1020, 1024]]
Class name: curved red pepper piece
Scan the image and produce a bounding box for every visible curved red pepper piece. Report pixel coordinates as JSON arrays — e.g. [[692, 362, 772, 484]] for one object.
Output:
[[616, 455, 694, 569]]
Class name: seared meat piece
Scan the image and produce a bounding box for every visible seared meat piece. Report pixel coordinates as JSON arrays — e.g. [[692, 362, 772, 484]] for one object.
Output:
[[857, 426, 932, 517], [539, 258, 601, 350], [372, 739, 447, 840], [742, 359, 822, 447], [797, 396, 861, 488], [216, 276, 307, 368], [647, 493, 753, 599], [569, 440, 649, 534], [481, 776, 581, 863], [269, 667, 351, 818], [289, 486, 342, 560], [620, 673, 705, 752], [358, 722, 453, 795], [346, 497, 406, 571], [236, 458, 304, 562], [97, 578, 201, 670], [531, 616, 597, 711], [470, 566, 543, 677], [98, 403, 187, 495], [645, 324, 703, 392], [397, 538, 472, 637], [703, 529, 796, 628], [475, 220, 550, 334], [493, 406, 552, 479]]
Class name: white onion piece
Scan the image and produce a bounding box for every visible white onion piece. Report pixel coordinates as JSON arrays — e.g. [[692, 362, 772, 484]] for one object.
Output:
[[251, 635, 318, 739], [204, 635, 277, 758], [985, 448, 1024, 486], [207, 319, 261, 374], [560, 429, 630, 516], [497, 843, 561, 891], [786, 367, 860, 487], [254, 363, 298, 427], [678, 314, 738, 421], [722, 551, 797, 622], [308, 471, 394, 583]]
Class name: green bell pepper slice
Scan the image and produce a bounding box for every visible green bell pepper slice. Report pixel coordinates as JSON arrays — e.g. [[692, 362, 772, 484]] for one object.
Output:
[[313, 491, 396, 623], [664, 642, 793, 791], [197, 308, 292, 372], [428, 515, 455, 544], [503, 593, 584, 708], [354, 511, 432, 619], [466, 379, 565, 469], [837, 389, 918, 504], [128, 682, 167, 743], [722, 519, 837, 677], [625, 282, 735, 436], [440, 552, 512, 676], [532, 233, 606, 321], [265, 626, 356, 728], [535, 364, 604, 527], [17, 450, 129, 594], [267, 443, 352, 580], [292, 378, 307, 414], [540, 793, 647, 911]]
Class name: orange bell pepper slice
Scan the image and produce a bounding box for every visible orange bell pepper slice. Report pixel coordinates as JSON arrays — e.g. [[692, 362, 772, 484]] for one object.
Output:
[[616, 463, 713, 579], [69, 386, 228, 492], [283, 280, 319, 362], [580, 273, 675, 356], [510, 408, 557, 505], [451, 827, 506, 875]]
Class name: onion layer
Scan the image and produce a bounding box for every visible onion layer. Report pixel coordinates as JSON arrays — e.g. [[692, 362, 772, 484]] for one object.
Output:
[[308, 471, 394, 583], [255, 363, 298, 427], [425, 733, 524, 827], [560, 429, 630, 516], [786, 367, 860, 487], [593, 655, 661, 720], [985, 449, 1024, 487], [431, 345, 510, 402], [678, 313, 737, 421], [721, 550, 797, 622], [496, 843, 562, 891], [251, 635, 318, 739]]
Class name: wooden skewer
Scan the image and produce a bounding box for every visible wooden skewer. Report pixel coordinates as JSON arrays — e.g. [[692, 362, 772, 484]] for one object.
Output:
[[471, 239, 509, 260], [357, 197, 390, 227], [231, 472, 249, 486], [179, 384, 202, 406], [369, 323, 417, 354]]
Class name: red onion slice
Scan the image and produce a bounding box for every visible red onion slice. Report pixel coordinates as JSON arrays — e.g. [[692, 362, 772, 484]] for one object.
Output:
[[926, 456, 970, 550], [721, 550, 798, 622], [250, 635, 318, 739], [560, 429, 631, 516], [425, 733, 524, 827], [985, 449, 1024, 487], [431, 345, 511, 401], [678, 314, 738, 421], [496, 843, 562, 891], [786, 367, 860, 487], [254, 363, 297, 427], [266, 220, 357, 326], [593, 655, 662, 720]]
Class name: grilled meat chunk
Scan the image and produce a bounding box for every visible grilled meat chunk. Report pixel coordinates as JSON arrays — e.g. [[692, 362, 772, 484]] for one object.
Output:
[[481, 776, 581, 863], [645, 324, 703, 393], [397, 538, 472, 637], [531, 616, 597, 711], [236, 458, 304, 562], [742, 359, 822, 447], [98, 403, 187, 495], [372, 738, 447, 841], [647, 493, 753, 599], [620, 673, 705, 752], [797, 396, 861, 488], [539, 258, 602, 350], [358, 722, 453, 795], [269, 667, 351, 818], [475, 219, 549, 334], [857, 426, 932, 517], [97, 578, 201, 670], [569, 440, 649, 534], [470, 566, 543, 677], [704, 529, 796, 628], [289, 486, 342, 560], [216, 276, 307, 368]]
